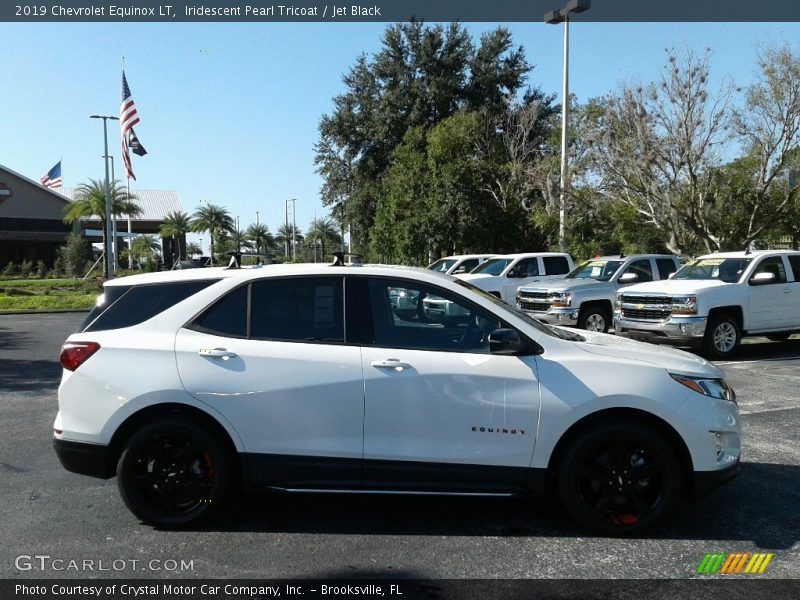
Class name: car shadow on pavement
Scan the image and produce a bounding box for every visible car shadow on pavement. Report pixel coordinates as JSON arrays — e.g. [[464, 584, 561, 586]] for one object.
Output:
[[0, 326, 31, 351], [194, 462, 798, 549], [0, 358, 62, 392]]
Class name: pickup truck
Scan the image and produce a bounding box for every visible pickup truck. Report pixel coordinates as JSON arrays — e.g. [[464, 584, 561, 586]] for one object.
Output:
[[454, 252, 574, 305], [428, 254, 493, 275], [614, 250, 800, 358], [516, 254, 680, 332]]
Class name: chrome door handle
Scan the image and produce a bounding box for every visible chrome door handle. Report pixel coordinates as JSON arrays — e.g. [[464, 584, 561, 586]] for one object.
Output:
[[371, 359, 412, 370], [198, 348, 238, 359]]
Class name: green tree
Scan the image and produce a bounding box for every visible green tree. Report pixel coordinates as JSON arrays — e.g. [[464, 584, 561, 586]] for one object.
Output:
[[275, 224, 304, 259], [185, 241, 202, 257], [58, 233, 91, 278], [306, 217, 342, 260], [63, 179, 142, 273], [159, 210, 191, 265], [131, 234, 161, 266], [190, 203, 234, 265], [246, 223, 273, 255]]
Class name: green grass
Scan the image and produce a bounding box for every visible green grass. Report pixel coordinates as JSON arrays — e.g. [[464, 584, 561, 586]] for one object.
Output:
[[0, 278, 101, 311]]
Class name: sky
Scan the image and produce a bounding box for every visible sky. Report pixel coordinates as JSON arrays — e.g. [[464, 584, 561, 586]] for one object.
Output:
[[1, 20, 799, 253]]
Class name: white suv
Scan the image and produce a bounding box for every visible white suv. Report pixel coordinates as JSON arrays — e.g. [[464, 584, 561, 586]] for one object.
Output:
[[54, 262, 740, 535]]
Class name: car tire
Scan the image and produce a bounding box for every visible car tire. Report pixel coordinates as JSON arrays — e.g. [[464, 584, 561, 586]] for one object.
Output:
[[766, 333, 791, 342], [117, 418, 232, 528], [702, 313, 741, 359], [556, 422, 681, 536], [577, 306, 610, 333]]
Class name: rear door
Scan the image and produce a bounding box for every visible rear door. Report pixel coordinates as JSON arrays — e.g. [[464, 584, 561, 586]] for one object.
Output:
[[174, 275, 364, 487]]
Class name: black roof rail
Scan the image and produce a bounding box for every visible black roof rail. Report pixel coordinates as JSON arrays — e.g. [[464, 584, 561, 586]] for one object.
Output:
[[225, 251, 274, 270], [331, 252, 362, 267]]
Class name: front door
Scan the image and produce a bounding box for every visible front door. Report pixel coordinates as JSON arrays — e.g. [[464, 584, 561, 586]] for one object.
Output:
[[357, 277, 541, 492], [747, 256, 795, 330]]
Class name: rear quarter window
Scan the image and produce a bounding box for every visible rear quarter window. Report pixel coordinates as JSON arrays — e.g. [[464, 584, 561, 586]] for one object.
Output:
[[82, 280, 219, 333], [542, 256, 570, 275]]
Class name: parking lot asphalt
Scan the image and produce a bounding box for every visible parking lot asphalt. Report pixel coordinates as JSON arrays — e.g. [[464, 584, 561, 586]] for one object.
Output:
[[0, 313, 798, 582]]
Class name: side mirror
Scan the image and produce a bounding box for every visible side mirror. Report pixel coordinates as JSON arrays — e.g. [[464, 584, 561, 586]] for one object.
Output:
[[453, 267, 466, 274], [666, 272, 676, 279], [506, 268, 519, 278], [750, 271, 776, 285], [619, 272, 638, 284], [489, 328, 531, 355]]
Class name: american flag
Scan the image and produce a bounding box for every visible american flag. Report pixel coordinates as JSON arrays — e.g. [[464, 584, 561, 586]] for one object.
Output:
[[120, 71, 140, 180], [40, 161, 62, 189]]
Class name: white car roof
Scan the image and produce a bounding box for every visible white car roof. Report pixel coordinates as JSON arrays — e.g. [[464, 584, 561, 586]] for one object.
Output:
[[694, 250, 800, 259], [437, 254, 495, 261], [489, 252, 570, 259]]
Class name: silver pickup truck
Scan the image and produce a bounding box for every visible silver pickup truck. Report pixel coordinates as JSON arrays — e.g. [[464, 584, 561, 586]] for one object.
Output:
[[614, 250, 800, 358], [516, 254, 680, 332]]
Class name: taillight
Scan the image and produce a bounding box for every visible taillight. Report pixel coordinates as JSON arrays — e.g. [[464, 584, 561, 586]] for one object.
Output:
[[60, 342, 101, 371]]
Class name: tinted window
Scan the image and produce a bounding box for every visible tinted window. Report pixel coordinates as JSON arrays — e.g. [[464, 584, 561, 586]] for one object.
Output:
[[79, 285, 131, 332], [457, 259, 479, 273], [428, 258, 456, 273], [542, 256, 570, 275], [471, 258, 512, 276], [656, 258, 677, 280], [513, 258, 539, 277], [625, 259, 653, 283], [751, 256, 787, 284], [788, 255, 800, 282], [250, 277, 344, 343], [367, 278, 501, 353], [191, 284, 248, 337], [83, 280, 218, 333]]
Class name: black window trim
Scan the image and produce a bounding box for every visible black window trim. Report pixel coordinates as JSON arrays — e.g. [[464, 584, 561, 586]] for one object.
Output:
[[749, 255, 789, 285], [349, 274, 538, 356]]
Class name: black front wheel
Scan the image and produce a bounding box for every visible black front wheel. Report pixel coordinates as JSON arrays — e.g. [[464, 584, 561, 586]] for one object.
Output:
[[557, 423, 681, 536], [117, 419, 232, 528], [577, 306, 610, 333]]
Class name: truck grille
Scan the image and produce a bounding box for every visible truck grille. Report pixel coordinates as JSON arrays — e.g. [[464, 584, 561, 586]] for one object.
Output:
[[519, 290, 549, 300], [620, 295, 673, 321], [519, 300, 550, 312]]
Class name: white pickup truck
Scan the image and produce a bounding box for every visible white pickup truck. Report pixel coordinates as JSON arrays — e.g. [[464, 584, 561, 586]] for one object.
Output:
[[454, 252, 574, 304], [614, 250, 800, 358], [516, 254, 680, 332]]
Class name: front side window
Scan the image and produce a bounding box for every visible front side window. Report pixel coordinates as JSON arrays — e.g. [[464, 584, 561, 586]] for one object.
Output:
[[471, 258, 512, 276], [624, 259, 654, 283], [428, 258, 456, 273], [457, 258, 479, 273], [512, 258, 539, 278], [366, 279, 502, 353], [751, 256, 788, 284], [673, 258, 753, 283]]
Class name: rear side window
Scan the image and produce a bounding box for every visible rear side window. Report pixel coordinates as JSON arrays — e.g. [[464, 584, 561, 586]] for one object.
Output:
[[656, 258, 677, 280], [250, 277, 344, 343], [787, 255, 800, 282], [542, 256, 570, 275], [83, 280, 219, 332]]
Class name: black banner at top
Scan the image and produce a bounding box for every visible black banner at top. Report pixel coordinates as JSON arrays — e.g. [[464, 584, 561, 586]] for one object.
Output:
[[2, 0, 800, 23]]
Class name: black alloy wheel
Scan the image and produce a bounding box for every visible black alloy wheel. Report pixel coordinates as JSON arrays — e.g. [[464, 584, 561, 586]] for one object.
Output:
[[557, 423, 681, 536], [117, 419, 232, 528]]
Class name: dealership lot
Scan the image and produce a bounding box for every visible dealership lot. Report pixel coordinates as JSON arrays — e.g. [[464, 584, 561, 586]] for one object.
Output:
[[0, 313, 798, 580]]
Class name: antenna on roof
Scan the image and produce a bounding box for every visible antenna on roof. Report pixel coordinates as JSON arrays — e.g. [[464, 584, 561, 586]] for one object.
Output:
[[331, 252, 362, 266], [619, 250, 625, 258], [224, 251, 273, 269], [744, 241, 756, 256]]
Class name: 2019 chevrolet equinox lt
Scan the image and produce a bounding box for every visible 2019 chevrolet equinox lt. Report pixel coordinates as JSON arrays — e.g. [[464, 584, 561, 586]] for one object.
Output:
[[54, 261, 740, 535]]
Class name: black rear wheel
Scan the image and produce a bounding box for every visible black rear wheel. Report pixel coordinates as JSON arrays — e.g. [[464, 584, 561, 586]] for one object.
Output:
[[557, 423, 681, 536], [117, 419, 232, 528]]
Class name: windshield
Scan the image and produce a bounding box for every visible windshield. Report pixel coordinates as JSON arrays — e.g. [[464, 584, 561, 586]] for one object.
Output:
[[672, 257, 752, 283], [566, 259, 624, 281], [428, 258, 457, 273], [470, 258, 512, 276], [454, 279, 585, 342]]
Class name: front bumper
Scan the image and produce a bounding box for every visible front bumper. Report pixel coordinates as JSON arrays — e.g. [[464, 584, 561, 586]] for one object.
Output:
[[613, 314, 708, 346], [54, 438, 113, 479], [521, 307, 579, 327]]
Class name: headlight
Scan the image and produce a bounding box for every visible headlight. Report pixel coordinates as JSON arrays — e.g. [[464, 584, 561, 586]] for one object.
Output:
[[548, 291, 571, 307], [670, 374, 736, 403], [671, 295, 697, 315], [614, 291, 623, 310]]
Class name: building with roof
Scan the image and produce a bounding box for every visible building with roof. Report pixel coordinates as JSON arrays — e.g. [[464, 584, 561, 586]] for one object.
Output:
[[0, 163, 185, 268]]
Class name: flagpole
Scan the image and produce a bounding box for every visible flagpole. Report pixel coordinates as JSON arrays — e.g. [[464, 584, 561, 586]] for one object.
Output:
[[127, 177, 133, 269]]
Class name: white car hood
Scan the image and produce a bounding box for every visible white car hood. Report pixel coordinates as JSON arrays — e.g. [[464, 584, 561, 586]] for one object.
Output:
[[456, 273, 502, 289], [622, 279, 730, 294], [568, 329, 723, 378], [524, 278, 606, 293]]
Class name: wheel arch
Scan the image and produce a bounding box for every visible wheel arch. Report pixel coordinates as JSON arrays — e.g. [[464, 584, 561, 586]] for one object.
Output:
[[579, 299, 613, 317], [545, 407, 694, 496], [106, 403, 241, 479], [708, 305, 744, 331]]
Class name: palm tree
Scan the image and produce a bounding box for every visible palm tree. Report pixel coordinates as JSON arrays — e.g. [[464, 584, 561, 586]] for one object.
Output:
[[63, 179, 142, 274], [185, 241, 202, 257], [246, 223, 273, 255], [159, 210, 191, 265], [275, 223, 304, 259], [190, 203, 234, 265], [130, 234, 161, 265], [306, 217, 343, 261]]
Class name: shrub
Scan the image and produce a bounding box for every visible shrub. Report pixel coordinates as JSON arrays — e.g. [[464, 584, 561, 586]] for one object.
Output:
[[19, 260, 33, 278], [35, 260, 47, 279], [59, 233, 90, 278], [3, 262, 18, 276]]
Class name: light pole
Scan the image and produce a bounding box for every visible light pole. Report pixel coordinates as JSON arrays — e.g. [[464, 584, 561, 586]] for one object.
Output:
[[545, 0, 590, 252], [90, 114, 119, 279], [285, 199, 297, 260]]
